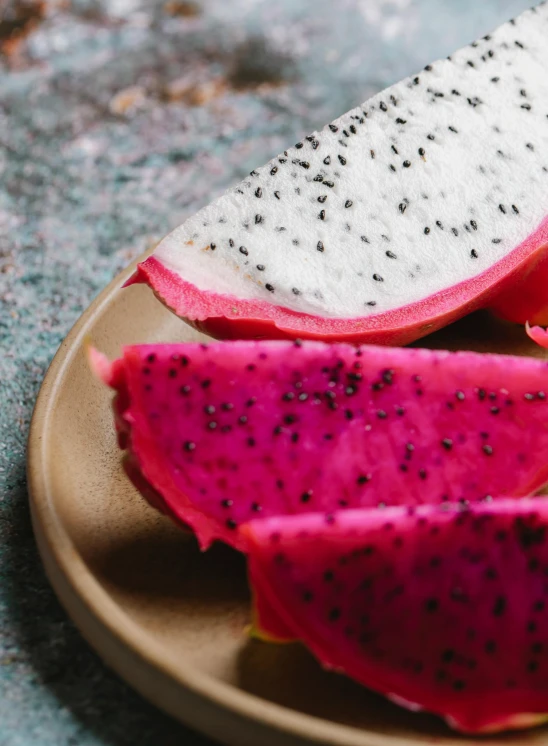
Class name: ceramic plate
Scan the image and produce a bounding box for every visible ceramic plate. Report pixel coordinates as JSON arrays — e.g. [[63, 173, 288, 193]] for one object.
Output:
[[28, 259, 548, 746]]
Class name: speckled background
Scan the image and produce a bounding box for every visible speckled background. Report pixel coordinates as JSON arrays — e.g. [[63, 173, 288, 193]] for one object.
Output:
[[0, 0, 537, 743]]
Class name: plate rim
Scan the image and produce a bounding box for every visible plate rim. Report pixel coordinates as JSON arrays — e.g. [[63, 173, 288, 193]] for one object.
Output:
[[26, 259, 413, 746]]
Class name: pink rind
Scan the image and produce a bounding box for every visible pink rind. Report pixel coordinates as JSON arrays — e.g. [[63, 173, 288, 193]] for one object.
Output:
[[129, 217, 548, 345], [527, 322, 548, 350]]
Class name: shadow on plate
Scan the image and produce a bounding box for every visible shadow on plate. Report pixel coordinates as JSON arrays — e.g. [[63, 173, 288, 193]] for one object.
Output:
[[3, 466, 214, 746]]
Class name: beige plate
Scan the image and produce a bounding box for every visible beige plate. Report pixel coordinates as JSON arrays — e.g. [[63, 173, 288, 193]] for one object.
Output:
[[28, 260, 548, 746]]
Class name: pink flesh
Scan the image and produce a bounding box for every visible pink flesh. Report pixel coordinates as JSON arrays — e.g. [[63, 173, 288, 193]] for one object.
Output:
[[94, 341, 548, 551], [129, 218, 548, 345], [527, 322, 548, 350], [243, 501, 548, 733]]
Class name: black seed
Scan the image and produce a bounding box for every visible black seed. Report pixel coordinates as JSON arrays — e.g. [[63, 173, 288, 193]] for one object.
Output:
[[295, 142, 303, 149], [255, 188, 262, 198], [274, 191, 280, 200], [338, 155, 347, 166], [265, 283, 274, 292], [329, 124, 338, 132], [329, 608, 341, 622], [256, 264, 265, 271], [373, 274, 383, 282], [317, 241, 325, 253], [493, 596, 507, 616], [226, 519, 237, 530], [345, 200, 353, 208], [453, 680, 465, 691], [318, 195, 327, 204], [239, 246, 248, 256], [424, 227, 430, 235], [301, 490, 313, 503], [425, 598, 439, 613], [471, 249, 479, 259], [442, 649, 454, 663], [403, 160, 411, 168], [483, 445, 494, 456], [377, 410, 387, 419], [441, 438, 453, 450], [183, 441, 196, 451], [324, 570, 334, 582], [300, 161, 310, 169], [252, 501, 262, 512], [324, 180, 334, 188], [318, 210, 326, 221]]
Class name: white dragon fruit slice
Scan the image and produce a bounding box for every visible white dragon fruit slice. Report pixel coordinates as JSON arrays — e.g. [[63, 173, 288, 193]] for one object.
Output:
[[131, 3, 548, 345]]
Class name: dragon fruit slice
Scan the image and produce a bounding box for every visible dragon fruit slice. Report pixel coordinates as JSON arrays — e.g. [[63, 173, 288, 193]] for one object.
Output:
[[130, 4, 548, 346], [527, 321, 548, 349], [93, 340, 548, 552], [243, 500, 548, 734]]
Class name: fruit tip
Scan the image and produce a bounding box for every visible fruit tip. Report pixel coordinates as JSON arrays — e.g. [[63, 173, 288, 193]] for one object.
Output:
[[246, 619, 295, 644], [122, 264, 146, 289], [526, 321, 548, 349], [86, 342, 114, 386]]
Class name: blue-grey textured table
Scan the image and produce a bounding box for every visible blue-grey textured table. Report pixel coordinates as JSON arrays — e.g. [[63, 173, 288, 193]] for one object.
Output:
[[0, 0, 536, 743]]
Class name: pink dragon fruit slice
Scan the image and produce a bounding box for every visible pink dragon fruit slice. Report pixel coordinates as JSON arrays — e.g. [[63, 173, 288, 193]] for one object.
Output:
[[92, 340, 548, 552], [243, 500, 548, 734], [129, 4, 548, 346], [527, 322, 548, 349]]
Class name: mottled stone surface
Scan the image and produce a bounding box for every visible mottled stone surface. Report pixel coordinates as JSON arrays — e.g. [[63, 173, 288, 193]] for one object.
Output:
[[0, 0, 535, 743]]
